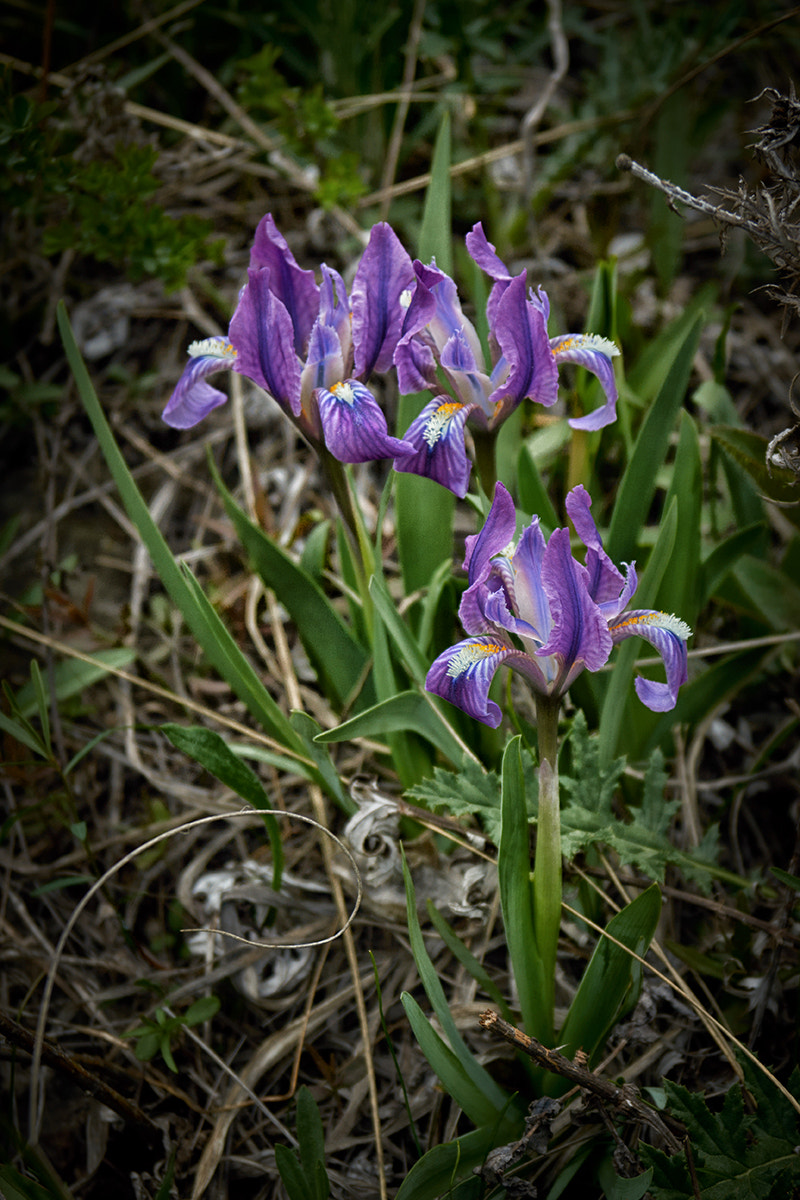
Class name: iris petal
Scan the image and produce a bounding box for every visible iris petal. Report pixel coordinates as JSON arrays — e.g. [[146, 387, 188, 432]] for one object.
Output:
[[393, 396, 475, 497], [249, 214, 319, 353], [551, 334, 620, 431], [351, 222, 414, 377], [317, 380, 414, 463], [426, 636, 537, 728], [229, 268, 303, 416], [538, 527, 612, 682], [609, 610, 691, 712], [162, 340, 236, 429]]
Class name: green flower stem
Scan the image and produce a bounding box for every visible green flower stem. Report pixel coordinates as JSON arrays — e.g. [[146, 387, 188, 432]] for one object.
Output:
[[533, 693, 561, 1031], [318, 446, 375, 638], [471, 427, 499, 499]]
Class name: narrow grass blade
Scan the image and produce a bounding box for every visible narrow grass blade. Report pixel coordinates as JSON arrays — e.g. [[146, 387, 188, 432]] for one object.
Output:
[[607, 312, 703, 565], [161, 723, 284, 887], [557, 883, 661, 1072]]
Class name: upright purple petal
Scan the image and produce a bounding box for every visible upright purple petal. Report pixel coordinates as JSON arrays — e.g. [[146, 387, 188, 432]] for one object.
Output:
[[393, 396, 474, 498], [162, 340, 236, 429], [458, 482, 518, 633], [465, 222, 515, 332], [319, 264, 351, 362], [249, 214, 319, 353], [609, 610, 691, 712], [229, 268, 303, 416], [395, 334, 440, 395], [489, 275, 558, 420], [510, 519, 552, 643], [316, 380, 414, 463], [351, 223, 415, 378], [565, 485, 625, 604], [537, 528, 612, 682], [305, 319, 345, 391]]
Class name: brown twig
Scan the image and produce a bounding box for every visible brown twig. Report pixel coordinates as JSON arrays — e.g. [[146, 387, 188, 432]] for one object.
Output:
[[0, 1009, 157, 1133], [478, 1009, 685, 1154]]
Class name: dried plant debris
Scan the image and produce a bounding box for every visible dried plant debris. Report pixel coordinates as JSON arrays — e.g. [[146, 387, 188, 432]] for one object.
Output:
[[619, 87, 800, 480]]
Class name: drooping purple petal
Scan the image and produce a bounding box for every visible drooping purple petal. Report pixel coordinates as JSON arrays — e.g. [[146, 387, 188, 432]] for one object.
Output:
[[488, 274, 558, 421], [316, 380, 414, 463], [351, 223, 415, 378], [550, 334, 620, 431], [537, 528, 612, 684], [609, 610, 691, 712], [249, 214, 319, 354], [426, 636, 539, 728], [229, 268, 303, 416], [393, 396, 475, 498], [162, 339, 236, 429]]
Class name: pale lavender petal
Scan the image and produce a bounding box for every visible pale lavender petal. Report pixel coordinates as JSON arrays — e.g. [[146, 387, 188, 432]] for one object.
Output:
[[609, 610, 691, 712], [565, 485, 625, 604], [488, 275, 558, 421], [426, 636, 541, 727], [306, 319, 344, 390], [351, 223, 415, 377], [550, 334, 620, 431], [319, 264, 351, 360], [162, 342, 235, 429], [510, 518, 551, 642], [537, 528, 612, 682], [229, 268, 303, 416], [249, 214, 319, 352], [317, 380, 414, 463], [393, 396, 474, 497]]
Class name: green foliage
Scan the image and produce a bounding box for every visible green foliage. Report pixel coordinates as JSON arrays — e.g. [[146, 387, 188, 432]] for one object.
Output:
[[2, 82, 220, 290], [126, 995, 220, 1074], [641, 1057, 800, 1199], [275, 1087, 331, 1200]]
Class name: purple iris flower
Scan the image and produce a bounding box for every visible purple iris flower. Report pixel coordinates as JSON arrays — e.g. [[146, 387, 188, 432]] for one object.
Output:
[[163, 214, 415, 464], [426, 482, 691, 727], [392, 223, 620, 497]]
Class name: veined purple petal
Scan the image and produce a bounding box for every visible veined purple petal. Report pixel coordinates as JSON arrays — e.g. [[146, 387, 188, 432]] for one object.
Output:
[[393, 396, 474, 498], [426, 636, 540, 728], [317, 380, 414, 463], [551, 334, 620, 431], [565, 485, 625, 604], [538, 527, 612, 684], [609, 610, 691, 712], [489, 274, 558, 421], [351, 223, 414, 378], [249, 214, 319, 353], [229, 268, 303, 416], [162, 338, 236, 429]]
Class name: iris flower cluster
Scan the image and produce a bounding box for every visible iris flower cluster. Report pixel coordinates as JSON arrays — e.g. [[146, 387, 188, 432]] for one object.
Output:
[[426, 482, 691, 725], [163, 214, 618, 497]]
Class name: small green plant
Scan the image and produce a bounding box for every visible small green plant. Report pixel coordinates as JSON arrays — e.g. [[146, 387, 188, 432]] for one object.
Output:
[[275, 1086, 331, 1200], [125, 995, 220, 1074]]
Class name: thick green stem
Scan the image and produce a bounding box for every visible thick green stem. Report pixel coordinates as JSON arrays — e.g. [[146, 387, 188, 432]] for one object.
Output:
[[471, 426, 499, 498], [533, 692, 561, 1033], [317, 447, 375, 638]]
